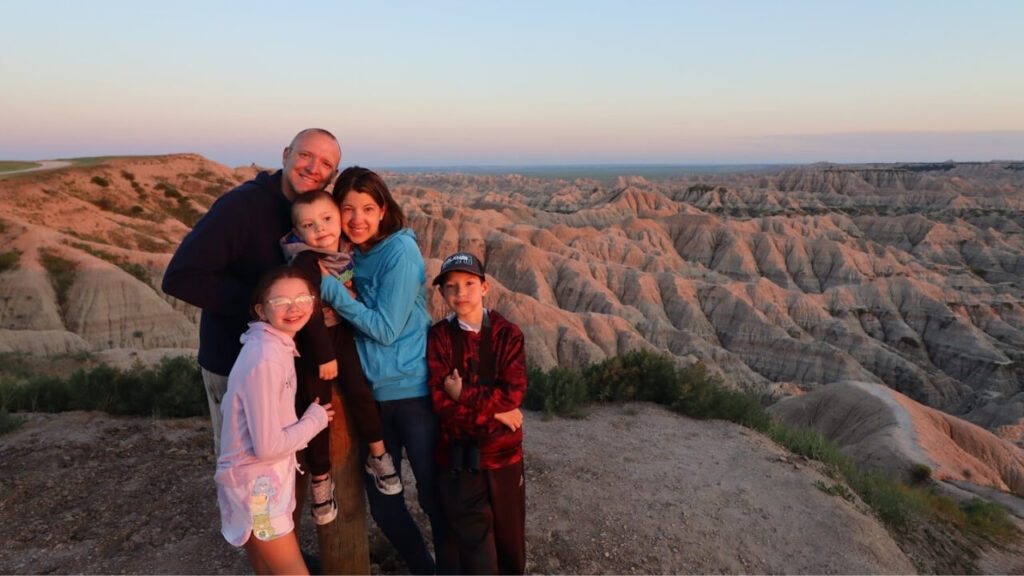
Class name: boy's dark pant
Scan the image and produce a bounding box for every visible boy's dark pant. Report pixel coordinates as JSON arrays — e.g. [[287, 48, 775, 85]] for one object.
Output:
[[439, 459, 526, 575], [295, 320, 381, 476]]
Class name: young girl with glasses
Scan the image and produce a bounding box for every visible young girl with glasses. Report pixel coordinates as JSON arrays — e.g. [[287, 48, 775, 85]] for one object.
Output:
[[214, 266, 336, 575]]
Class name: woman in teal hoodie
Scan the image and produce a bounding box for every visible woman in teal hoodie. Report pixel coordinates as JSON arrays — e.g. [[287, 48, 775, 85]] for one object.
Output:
[[319, 167, 453, 575]]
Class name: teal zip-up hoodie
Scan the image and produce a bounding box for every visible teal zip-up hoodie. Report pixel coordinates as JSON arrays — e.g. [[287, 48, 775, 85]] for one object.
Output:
[[320, 228, 430, 401]]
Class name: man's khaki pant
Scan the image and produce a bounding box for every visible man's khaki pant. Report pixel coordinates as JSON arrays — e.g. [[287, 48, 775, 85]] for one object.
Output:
[[201, 368, 229, 458]]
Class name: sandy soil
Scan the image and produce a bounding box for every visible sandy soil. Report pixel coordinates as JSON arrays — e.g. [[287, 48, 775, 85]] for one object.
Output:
[[0, 404, 1019, 574]]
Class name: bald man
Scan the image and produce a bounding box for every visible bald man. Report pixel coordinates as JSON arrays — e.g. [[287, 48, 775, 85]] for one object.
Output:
[[163, 128, 342, 455]]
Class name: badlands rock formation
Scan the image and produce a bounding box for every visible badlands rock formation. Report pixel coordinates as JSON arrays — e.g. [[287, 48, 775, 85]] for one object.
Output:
[[769, 380, 1024, 498], [0, 155, 243, 355], [393, 163, 1024, 446], [0, 157, 1022, 451]]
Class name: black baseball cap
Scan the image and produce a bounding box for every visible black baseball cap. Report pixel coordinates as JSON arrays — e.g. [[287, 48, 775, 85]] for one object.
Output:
[[433, 252, 486, 285]]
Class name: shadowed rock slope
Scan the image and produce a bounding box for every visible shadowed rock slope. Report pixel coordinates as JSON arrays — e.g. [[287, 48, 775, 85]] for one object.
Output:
[[0, 158, 1022, 448], [769, 380, 1024, 499]]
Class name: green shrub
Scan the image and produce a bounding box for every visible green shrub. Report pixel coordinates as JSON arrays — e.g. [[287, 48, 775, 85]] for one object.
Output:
[[703, 386, 772, 431], [193, 168, 216, 180], [157, 196, 202, 227], [527, 351, 768, 428], [90, 175, 110, 187], [89, 197, 114, 211], [524, 365, 588, 418], [910, 463, 933, 484], [845, 465, 920, 529], [133, 234, 168, 253], [0, 352, 37, 381], [768, 422, 846, 463], [156, 182, 182, 199], [960, 497, 1016, 539], [522, 366, 546, 411], [109, 356, 206, 418], [12, 375, 72, 412], [37, 249, 77, 311], [0, 250, 21, 273], [767, 421, 922, 529], [585, 349, 680, 404], [0, 408, 25, 435], [0, 356, 205, 418], [118, 261, 151, 285], [67, 364, 118, 412], [150, 356, 207, 417], [815, 480, 855, 502], [673, 362, 770, 431], [65, 241, 152, 286]]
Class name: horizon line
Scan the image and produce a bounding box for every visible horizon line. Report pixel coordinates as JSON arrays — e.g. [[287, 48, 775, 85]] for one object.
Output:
[[3, 156, 1023, 177]]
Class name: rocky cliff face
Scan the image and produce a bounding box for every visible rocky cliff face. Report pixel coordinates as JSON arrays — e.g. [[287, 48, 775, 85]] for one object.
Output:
[[0, 157, 1021, 447], [395, 163, 1024, 447], [768, 380, 1024, 497]]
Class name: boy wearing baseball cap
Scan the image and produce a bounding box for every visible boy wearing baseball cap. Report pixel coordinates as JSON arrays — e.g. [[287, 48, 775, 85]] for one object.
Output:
[[427, 252, 527, 574]]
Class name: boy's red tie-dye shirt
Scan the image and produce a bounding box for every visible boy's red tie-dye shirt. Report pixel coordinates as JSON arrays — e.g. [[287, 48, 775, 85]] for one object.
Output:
[[427, 309, 527, 470]]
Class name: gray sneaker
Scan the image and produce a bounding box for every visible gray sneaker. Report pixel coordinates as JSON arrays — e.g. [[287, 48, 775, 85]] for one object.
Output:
[[365, 453, 403, 495], [310, 475, 338, 525]]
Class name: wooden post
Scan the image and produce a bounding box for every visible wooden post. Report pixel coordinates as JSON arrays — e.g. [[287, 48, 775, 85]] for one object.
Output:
[[316, 390, 370, 574]]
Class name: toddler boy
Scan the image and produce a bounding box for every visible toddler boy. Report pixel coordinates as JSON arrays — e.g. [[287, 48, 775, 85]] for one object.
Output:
[[282, 192, 403, 525]]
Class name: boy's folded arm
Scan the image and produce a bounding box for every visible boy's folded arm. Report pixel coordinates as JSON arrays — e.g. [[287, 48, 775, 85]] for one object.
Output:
[[432, 383, 484, 430], [493, 408, 523, 431], [454, 328, 527, 421], [430, 370, 486, 431], [458, 385, 518, 427]]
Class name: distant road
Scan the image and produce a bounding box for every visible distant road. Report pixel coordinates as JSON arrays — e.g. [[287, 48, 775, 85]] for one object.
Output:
[[0, 160, 72, 175]]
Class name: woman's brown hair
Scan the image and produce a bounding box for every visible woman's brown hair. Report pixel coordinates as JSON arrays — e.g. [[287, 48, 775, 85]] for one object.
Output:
[[332, 166, 406, 247]]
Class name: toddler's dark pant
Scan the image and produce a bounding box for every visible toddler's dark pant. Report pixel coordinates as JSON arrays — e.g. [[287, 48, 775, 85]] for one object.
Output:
[[295, 321, 381, 477], [331, 322, 383, 444], [439, 459, 526, 575]]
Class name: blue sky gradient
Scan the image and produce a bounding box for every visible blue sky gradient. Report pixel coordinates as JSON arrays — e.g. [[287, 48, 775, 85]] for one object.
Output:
[[2, 1, 1022, 167]]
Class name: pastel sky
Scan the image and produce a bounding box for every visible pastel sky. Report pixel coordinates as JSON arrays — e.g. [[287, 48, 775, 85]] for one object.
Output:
[[2, 0, 1023, 168]]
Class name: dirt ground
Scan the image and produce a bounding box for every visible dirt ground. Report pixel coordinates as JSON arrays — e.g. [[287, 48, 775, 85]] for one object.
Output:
[[1, 404, 1020, 575]]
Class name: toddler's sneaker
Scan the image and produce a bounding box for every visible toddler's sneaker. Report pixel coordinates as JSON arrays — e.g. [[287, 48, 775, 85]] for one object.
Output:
[[365, 453, 403, 495], [310, 475, 338, 525]]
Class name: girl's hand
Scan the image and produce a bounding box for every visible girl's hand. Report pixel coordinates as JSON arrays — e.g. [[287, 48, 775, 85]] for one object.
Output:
[[318, 261, 330, 276], [313, 397, 335, 423], [494, 408, 523, 431], [344, 279, 357, 299], [444, 369, 463, 401], [319, 359, 338, 381]]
